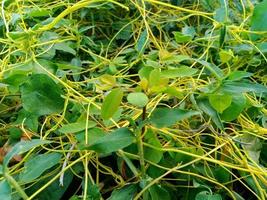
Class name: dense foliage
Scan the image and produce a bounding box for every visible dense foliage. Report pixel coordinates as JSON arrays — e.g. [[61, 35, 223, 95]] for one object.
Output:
[[0, 0, 267, 199]]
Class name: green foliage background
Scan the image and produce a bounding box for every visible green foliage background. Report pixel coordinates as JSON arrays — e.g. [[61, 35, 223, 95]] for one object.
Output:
[[0, 0, 267, 199]]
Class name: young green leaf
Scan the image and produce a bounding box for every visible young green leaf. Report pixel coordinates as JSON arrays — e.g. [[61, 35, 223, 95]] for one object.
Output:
[[150, 108, 200, 128], [209, 93, 232, 113], [20, 153, 62, 183], [127, 92, 149, 107], [87, 128, 135, 154], [20, 74, 64, 116], [101, 88, 123, 120]]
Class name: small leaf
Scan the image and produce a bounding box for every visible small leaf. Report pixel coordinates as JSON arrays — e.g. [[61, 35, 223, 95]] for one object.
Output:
[[87, 128, 135, 154], [0, 180, 11, 200], [3, 139, 51, 167], [108, 184, 138, 200], [127, 92, 149, 107], [195, 191, 222, 200], [54, 43, 76, 55], [20, 74, 64, 116], [101, 88, 123, 120], [173, 31, 192, 43], [135, 29, 148, 54], [20, 153, 62, 183], [219, 49, 233, 63], [150, 108, 200, 128], [59, 120, 96, 134], [161, 66, 198, 78], [209, 93, 232, 113]]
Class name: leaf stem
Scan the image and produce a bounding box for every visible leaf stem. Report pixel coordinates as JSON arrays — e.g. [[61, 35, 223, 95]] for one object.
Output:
[[4, 173, 29, 200]]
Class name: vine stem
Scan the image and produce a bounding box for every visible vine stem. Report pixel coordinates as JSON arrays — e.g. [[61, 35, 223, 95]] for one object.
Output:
[[4, 173, 29, 200]]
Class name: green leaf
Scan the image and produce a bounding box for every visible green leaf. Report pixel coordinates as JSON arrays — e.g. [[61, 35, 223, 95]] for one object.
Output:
[[108, 184, 138, 200], [150, 108, 200, 128], [227, 71, 252, 81], [3, 139, 51, 167], [101, 88, 123, 120], [135, 29, 148, 54], [27, 8, 51, 18], [87, 128, 135, 154], [127, 92, 149, 107], [75, 127, 106, 145], [54, 43, 76, 55], [220, 94, 246, 121], [0, 180, 11, 200], [144, 129, 163, 164], [14, 109, 39, 132], [195, 191, 222, 200], [161, 66, 198, 78], [173, 31, 192, 43], [59, 120, 96, 134], [219, 49, 233, 63], [197, 98, 223, 129], [20, 153, 62, 183], [148, 184, 171, 200], [250, 0, 267, 40], [209, 93, 232, 113], [20, 74, 64, 116], [3, 73, 28, 93], [221, 81, 267, 94]]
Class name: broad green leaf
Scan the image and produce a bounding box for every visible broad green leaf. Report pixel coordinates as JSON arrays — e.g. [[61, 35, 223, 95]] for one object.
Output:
[[59, 120, 96, 134], [173, 31, 192, 43], [220, 94, 246, 121], [8, 127, 22, 140], [108, 184, 138, 200], [20, 153, 62, 183], [250, 0, 267, 40], [127, 92, 149, 107], [101, 88, 123, 120], [3, 139, 51, 167], [209, 93, 232, 113], [150, 108, 200, 128], [87, 128, 135, 154], [161, 66, 198, 78], [0, 180, 11, 200], [227, 71, 252, 81], [195, 191, 222, 200], [197, 99, 223, 129], [20, 74, 64, 116]]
